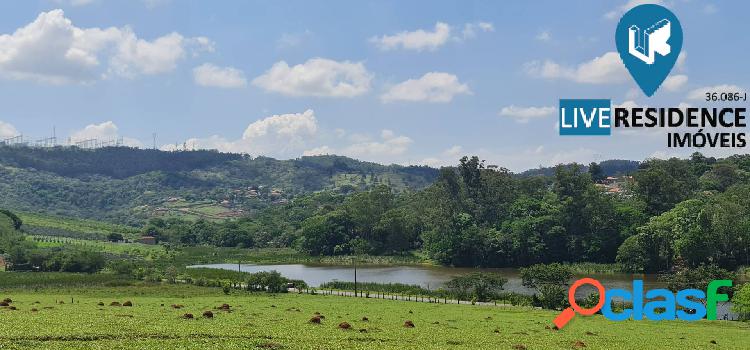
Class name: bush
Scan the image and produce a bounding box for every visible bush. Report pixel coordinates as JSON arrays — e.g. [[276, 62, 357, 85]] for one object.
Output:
[[732, 283, 750, 321], [521, 263, 573, 310]]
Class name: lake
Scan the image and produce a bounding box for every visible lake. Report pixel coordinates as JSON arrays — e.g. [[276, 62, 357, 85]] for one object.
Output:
[[189, 263, 666, 297]]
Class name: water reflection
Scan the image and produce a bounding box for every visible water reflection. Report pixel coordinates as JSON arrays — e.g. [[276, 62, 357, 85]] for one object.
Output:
[[189, 263, 666, 298]]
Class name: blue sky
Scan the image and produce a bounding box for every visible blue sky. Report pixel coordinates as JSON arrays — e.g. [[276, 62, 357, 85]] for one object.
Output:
[[0, 0, 747, 171]]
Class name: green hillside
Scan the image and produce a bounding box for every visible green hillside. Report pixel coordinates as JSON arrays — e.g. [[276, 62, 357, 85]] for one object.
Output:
[[0, 145, 438, 225]]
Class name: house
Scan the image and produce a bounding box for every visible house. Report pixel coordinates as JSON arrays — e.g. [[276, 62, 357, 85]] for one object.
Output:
[[138, 236, 157, 245]]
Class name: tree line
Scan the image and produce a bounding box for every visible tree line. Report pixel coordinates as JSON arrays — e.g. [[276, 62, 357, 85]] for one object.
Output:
[[139, 152, 750, 274]]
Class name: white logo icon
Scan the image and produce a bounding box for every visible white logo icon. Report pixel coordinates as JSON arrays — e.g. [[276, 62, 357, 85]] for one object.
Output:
[[628, 19, 671, 65]]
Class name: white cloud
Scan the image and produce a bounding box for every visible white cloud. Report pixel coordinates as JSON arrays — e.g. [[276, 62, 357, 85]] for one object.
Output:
[[662, 74, 688, 92], [69, 121, 143, 147], [252, 58, 372, 97], [687, 84, 747, 100], [0, 121, 19, 139], [303, 145, 333, 156], [341, 129, 413, 162], [303, 129, 416, 163], [604, 0, 664, 20], [370, 21, 493, 51], [276, 30, 313, 49], [371, 22, 451, 51], [498, 105, 556, 123], [461, 22, 494, 40], [164, 110, 319, 158], [108, 31, 187, 78], [381, 72, 470, 103], [524, 51, 628, 84], [193, 63, 247, 88], [536, 31, 551, 42], [420, 145, 465, 167], [0, 9, 209, 84]]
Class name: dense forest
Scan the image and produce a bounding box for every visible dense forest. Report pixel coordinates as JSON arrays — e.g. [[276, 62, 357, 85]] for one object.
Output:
[[140, 152, 750, 273], [2, 145, 749, 274]]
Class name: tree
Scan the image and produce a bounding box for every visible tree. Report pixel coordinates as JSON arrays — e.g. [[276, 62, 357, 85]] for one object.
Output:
[[634, 158, 697, 215], [520, 263, 573, 310], [588, 162, 605, 183], [446, 272, 507, 301], [661, 264, 736, 295], [732, 283, 750, 321], [107, 233, 124, 242]]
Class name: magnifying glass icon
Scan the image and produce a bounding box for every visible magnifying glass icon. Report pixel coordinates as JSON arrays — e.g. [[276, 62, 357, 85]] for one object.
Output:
[[553, 278, 605, 329]]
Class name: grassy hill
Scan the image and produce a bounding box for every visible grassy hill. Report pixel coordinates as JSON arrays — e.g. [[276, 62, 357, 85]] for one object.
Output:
[[0, 145, 438, 225]]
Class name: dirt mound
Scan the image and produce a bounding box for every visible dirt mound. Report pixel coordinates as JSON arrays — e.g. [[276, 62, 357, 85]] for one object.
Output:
[[512, 345, 527, 350], [8, 306, 17, 310], [403, 320, 415, 328], [31, 308, 38, 312], [361, 316, 369, 322], [309, 316, 322, 324], [218, 304, 231, 311], [97, 302, 105, 306], [2, 298, 11, 303], [110, 302, 121, 307], [171, 304, 184, 309], [338, 322, 351, 330], [182, 313, 194, 319], [123, 301, 133, 307], [203, 310, 214, 318], [573, 340, 586, 348]]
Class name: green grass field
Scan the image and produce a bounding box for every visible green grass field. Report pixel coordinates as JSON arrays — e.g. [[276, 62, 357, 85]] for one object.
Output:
[[1, 283, 747, 349], [18, 212, 139, 240]]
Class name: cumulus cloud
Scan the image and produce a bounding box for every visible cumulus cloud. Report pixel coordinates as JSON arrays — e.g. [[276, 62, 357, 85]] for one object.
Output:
[[0, 9, 210, 84], [163, 110, 319, 158], [498, 105, 556, 123], [371, 21, 492, 51], [0, 121, 19, 139], [193, 63, 247, 88], [371, 22, 451, 51], [687, 84, 747, 100], [252, 58, 372, 97], [381, 72, 470, 103], [70, 121, 143, 147], [662, 74, 688, 92], [604, 0, 664, 20], [524, 52, 628, 84]]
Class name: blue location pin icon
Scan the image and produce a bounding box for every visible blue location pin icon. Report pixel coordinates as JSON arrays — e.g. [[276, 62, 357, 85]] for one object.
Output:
[[615, 4, 682, 97]]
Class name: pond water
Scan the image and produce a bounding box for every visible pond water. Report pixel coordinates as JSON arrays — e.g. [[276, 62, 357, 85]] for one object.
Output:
[[188, 263, 666, 298]]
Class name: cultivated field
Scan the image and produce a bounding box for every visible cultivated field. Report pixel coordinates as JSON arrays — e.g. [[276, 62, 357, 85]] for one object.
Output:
[[0, 284, 748, 350]]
